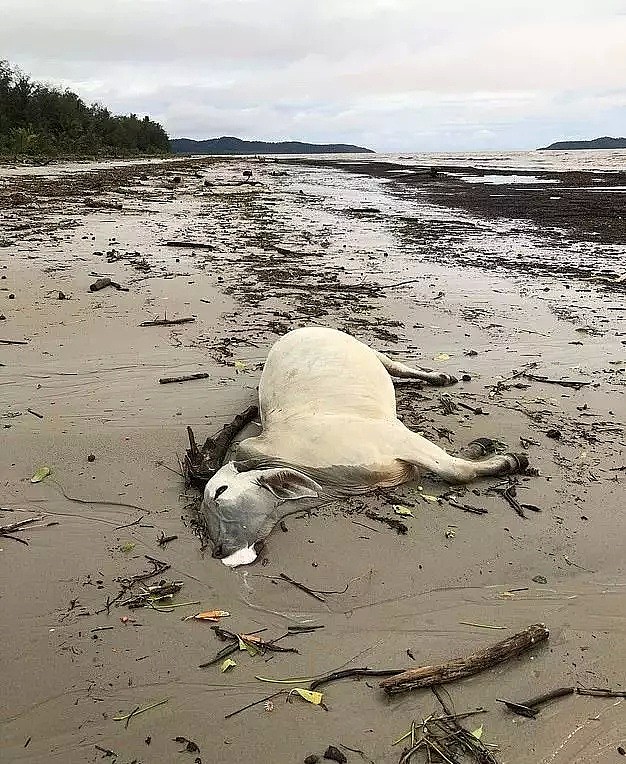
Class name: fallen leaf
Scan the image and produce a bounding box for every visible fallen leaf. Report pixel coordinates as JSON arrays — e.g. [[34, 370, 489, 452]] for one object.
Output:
[[434, 352, 450, 361], [186, 609, 230, 622], [393, 505, 413, 516], [288, 688, 324, 705], [421, 494, 439, 503], [30, 466, 51, 483], [234, 360, 247, 373], [238, 634, 261, 656], [471, 725, 483, 740], [120, 542, 136, 553], [220, 658, 237, 672]]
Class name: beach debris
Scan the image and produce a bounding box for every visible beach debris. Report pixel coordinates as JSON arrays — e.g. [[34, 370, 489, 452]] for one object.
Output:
[[487, 478, 540, 518], [234, 359, 247, 373], [157, 531, 178, 545], [165, 240, 215, 250], [159, 372, 209, 384], [546, 428, 562, 439], [174, 736, 200, 753], [279, 572, 326, 602], [27, 408, 43, 419], [380, 623, 549, 695], [120, 580, 183, 609], [434, 352, 450, 361], [87, 453, 96, 462], [532, 575, 547, 584], [89, 277, 128, 292], [304, 756, 320, 764], [94, 745, 117, 757], [497, 686, 626, 718], [140, 316, 195, 327], [522, 372, 592, 390], [199, 624, 299, 669], [323, 746, 347, 763], [393, 505, 413, 516], [0, 515, 46, 545], [184, 406, 259, 487], [120, 541, 136, 553], [364, 509, 408, 534], [220, 658, 237, 672], [113, 698, 168, 728], [30, 466, 51, 483], [288, 688, 324, 706], [0, 338, 28, 345], [394, 687, 497, 763], [184, 609, 230, 622]]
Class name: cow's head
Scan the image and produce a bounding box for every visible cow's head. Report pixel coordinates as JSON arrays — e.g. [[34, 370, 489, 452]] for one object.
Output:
[[200, 462, 321, 567]]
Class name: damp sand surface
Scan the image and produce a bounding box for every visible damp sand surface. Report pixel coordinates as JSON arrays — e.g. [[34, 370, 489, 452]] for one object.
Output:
[[1, 155, 625, 763]]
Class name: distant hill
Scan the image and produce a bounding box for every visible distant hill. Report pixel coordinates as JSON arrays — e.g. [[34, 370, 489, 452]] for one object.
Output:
[[539, 136, 626, 151], [170, 136, 374, 155]]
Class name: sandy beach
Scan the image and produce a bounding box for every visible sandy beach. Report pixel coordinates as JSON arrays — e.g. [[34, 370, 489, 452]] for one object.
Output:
[[1, 155, 625, 763]]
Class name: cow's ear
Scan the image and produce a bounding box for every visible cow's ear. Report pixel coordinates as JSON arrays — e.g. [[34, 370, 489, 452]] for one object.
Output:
[[258, 469, 320, 501]]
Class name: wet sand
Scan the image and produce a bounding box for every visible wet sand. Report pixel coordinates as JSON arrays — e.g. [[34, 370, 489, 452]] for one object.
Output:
[[1, 156, 625, 763]]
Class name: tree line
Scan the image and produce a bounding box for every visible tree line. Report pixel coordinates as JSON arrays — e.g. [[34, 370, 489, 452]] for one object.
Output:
[[0, 61, 170, 157]]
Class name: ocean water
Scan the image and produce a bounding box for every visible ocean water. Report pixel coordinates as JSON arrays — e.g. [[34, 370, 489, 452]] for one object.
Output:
[[324, 149, 626, 173]]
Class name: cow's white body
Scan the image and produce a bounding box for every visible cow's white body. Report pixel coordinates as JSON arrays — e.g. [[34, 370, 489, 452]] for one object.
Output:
[[202, 327, 527, 565]]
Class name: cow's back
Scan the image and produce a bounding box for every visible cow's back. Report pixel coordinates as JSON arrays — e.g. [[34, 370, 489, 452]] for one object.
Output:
[[259, 327, 396, 425]]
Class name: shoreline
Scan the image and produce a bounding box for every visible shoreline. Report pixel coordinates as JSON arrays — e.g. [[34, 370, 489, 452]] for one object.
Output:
[[1, 155, 625, 763]]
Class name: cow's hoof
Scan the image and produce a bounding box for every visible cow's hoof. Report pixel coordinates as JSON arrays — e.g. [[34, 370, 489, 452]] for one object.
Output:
[[433, 373, 458, 386], [503, 453, 529, 473], [468, 437, 498, 456]]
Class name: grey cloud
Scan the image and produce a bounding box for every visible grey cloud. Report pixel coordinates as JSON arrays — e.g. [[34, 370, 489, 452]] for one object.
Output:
[[2, 0, 625, 150]]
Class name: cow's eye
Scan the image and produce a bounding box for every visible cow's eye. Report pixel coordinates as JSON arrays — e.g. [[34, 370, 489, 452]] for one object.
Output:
[[214, 485, 228, 499]]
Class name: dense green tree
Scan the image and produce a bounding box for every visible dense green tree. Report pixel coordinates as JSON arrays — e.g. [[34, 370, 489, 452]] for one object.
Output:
[[0, 61, 170, 156]]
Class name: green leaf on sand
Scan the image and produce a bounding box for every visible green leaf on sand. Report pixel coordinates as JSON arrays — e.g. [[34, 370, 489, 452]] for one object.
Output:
[[30, 466, 51, 483], [220, 658, 237, 672], [471, 725, 484, 740], [120, 542, 136, 553]]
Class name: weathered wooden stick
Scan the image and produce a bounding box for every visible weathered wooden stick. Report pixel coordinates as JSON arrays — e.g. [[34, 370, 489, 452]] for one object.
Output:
[[380, 623, 549, 695], [159, 372, 210, 385], [164, 241, 215, 250], [0, 339, 28, 345], [140, 317, 195, 327]]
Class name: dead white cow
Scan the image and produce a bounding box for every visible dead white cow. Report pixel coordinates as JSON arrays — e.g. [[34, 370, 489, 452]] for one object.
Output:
[[202, 327, 528, 566]]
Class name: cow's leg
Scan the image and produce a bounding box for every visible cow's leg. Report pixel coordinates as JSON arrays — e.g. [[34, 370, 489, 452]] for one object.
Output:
[[398, 429, 528, 484], [375, 351, 457, 387]]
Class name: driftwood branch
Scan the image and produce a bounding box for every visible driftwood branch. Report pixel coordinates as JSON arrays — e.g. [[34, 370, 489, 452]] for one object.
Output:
[[498, 686, 626, 717], [0, 338, 28, 345], [184, 405, 259, 487], [164, 241, 215, 250], [159, 372, 209, 385], [380, 623, 549, 695], [140, 317, 195, 327]]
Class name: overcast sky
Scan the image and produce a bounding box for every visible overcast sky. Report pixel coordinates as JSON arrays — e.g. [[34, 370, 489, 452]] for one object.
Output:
[[2, 0, 625, 151]]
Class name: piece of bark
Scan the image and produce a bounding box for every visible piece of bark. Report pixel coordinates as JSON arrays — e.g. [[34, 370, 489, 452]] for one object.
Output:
[[159, 372, 210, 385], [89, 277, 128, 292], [140, 317, 195, 327], [380, 623, 549, 695]]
